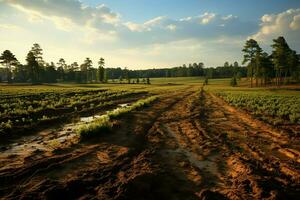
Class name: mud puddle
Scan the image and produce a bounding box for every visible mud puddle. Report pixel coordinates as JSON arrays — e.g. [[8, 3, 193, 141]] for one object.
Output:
[[0, 103, 131, 171], [161, 124, 219, 176]]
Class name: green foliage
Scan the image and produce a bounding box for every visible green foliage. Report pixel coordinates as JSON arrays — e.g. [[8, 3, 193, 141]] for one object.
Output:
[[98, 57, 105, 82], [77, 96, 158, 140], [0, 120, 13, 135], [0, 50, 18, 82], [77, 115, 112, 139], [216, 91, 300, 124], [0, 88, 146, 135]]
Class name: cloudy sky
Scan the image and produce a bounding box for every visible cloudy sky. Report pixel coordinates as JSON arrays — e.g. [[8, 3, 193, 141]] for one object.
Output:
[[1, 0, 300, 69]]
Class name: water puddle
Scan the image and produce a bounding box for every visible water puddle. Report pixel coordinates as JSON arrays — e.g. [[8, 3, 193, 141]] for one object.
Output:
[[162, 124, 219, 175], [80, 115, 102, 123], [0, 103, 131, 170], [80, 103, 130, 123]]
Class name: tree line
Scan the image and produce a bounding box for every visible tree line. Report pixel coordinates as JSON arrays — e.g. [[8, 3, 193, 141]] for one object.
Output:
[[242, 36, 300, 87], [0, 43, 246, 84], [0, 44, 108, 84], [1, 36, 299, 85], [105, 62, 247, 80]]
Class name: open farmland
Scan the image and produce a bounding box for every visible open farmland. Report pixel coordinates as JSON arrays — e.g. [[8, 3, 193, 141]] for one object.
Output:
[[0, 78, 299, 200], [2, 1, 300, 198]]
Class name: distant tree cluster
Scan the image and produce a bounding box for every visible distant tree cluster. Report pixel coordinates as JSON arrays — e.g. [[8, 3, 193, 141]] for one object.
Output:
[[105, 62, 247, 80], [242, 36, 300, 87], [105, 63, 206, 80], [0, 44, 107, 84]]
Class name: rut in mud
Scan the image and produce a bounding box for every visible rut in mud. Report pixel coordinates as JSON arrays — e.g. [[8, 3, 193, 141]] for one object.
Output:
[[0, 86, 299, 200], [148, 88, 300, 199]]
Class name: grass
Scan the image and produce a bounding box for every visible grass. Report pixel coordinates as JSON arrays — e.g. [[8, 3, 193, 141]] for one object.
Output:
[[77, 95, 158, 140], [77, 115, 112, 139]]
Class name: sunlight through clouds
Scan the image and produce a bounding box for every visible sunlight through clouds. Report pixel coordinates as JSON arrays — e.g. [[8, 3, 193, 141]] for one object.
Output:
[[0, 0, 299, 68]]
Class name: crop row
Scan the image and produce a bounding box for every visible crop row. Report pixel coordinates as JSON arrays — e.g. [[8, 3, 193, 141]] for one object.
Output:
[[0, 90, 132, 117], [215, 91, 300, 124], [0, 89, 146, 136], [77, 95, 158, 140]]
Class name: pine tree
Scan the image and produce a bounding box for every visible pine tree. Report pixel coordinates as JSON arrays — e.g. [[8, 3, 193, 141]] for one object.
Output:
[[242, 39, 262, 87], [271, 36, 291, 85], [0, 50, 18, 82], [26, 51, 40, 83]]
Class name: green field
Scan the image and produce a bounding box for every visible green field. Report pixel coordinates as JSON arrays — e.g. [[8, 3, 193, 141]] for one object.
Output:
[[1, 77, 299, 136], [0, 77, 299, 199]]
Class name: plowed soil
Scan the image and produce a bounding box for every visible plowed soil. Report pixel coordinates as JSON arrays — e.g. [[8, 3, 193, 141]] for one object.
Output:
[[0, 86, 299, 200]]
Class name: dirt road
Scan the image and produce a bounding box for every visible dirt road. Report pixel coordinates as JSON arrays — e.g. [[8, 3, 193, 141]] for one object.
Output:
[[0, 86, 299, 199]]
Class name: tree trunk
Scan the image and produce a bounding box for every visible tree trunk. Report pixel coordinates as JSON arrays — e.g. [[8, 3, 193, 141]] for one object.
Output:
[[284, 70, 288, 85]]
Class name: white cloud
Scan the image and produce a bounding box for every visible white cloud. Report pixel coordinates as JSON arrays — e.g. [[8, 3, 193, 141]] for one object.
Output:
[[144, 16, 167, 26], [179, 17, 192, 22], [251, 8, 300, 50], [290, 14, 300, 30], [166, 24, 177, 31], [124, 22, 147, 32], [200, 12, 216, 24], [4, 0, 120, 31], [222, 14, 237, 21]]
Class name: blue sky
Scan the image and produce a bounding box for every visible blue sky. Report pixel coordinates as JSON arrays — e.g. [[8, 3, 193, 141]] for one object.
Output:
[[0, 0, 300, 68], [82, 0, 300, 22]]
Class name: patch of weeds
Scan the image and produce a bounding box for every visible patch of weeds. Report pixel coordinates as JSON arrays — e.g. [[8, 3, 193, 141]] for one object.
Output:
[[77, 96, 158, 140]]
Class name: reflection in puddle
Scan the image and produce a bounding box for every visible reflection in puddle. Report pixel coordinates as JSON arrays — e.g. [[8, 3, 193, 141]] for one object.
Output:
[[80, 103, 130, 123], [80, 115, 101, 123]]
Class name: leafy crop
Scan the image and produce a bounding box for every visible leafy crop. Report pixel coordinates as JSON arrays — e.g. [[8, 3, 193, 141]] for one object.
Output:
[[215, 91, 300, 124], [77, 96, 158, 140], [0, 88, 146, 136]]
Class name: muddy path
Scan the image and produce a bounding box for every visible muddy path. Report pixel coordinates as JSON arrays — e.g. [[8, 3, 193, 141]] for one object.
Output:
[[147, 88, 300, 199], [0, 86, 197, 199], [0, 86, 299, 199]]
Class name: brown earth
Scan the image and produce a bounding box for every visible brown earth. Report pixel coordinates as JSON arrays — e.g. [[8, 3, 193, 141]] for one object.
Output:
[[0, 86, 299, 200]]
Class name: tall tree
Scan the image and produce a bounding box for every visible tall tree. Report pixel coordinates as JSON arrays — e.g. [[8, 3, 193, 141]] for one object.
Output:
[[287, 50, 299, 83], [98, 57, 105, 82], [26, 51, 40, 83], [271, 36, 291, 85], [224, 62, 230, 67], [83, 58, 93, 82], [0, 50, 18, 82], [254, 46, 263, 86], [13, 64, 27, 82], [57, 58, 67, 81], [69, 62, 79, 81], [44, 62, 57, 83], [30, 43, 44, 66], [259, 52, 273, 86], [242, 39, 261, 87]]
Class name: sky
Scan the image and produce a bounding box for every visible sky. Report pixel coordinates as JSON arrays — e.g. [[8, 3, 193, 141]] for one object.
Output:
[[0, 0, 300, 69]]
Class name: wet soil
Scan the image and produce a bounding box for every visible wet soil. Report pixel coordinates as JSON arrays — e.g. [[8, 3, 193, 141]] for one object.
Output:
[[0, 86, 299, 200]]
